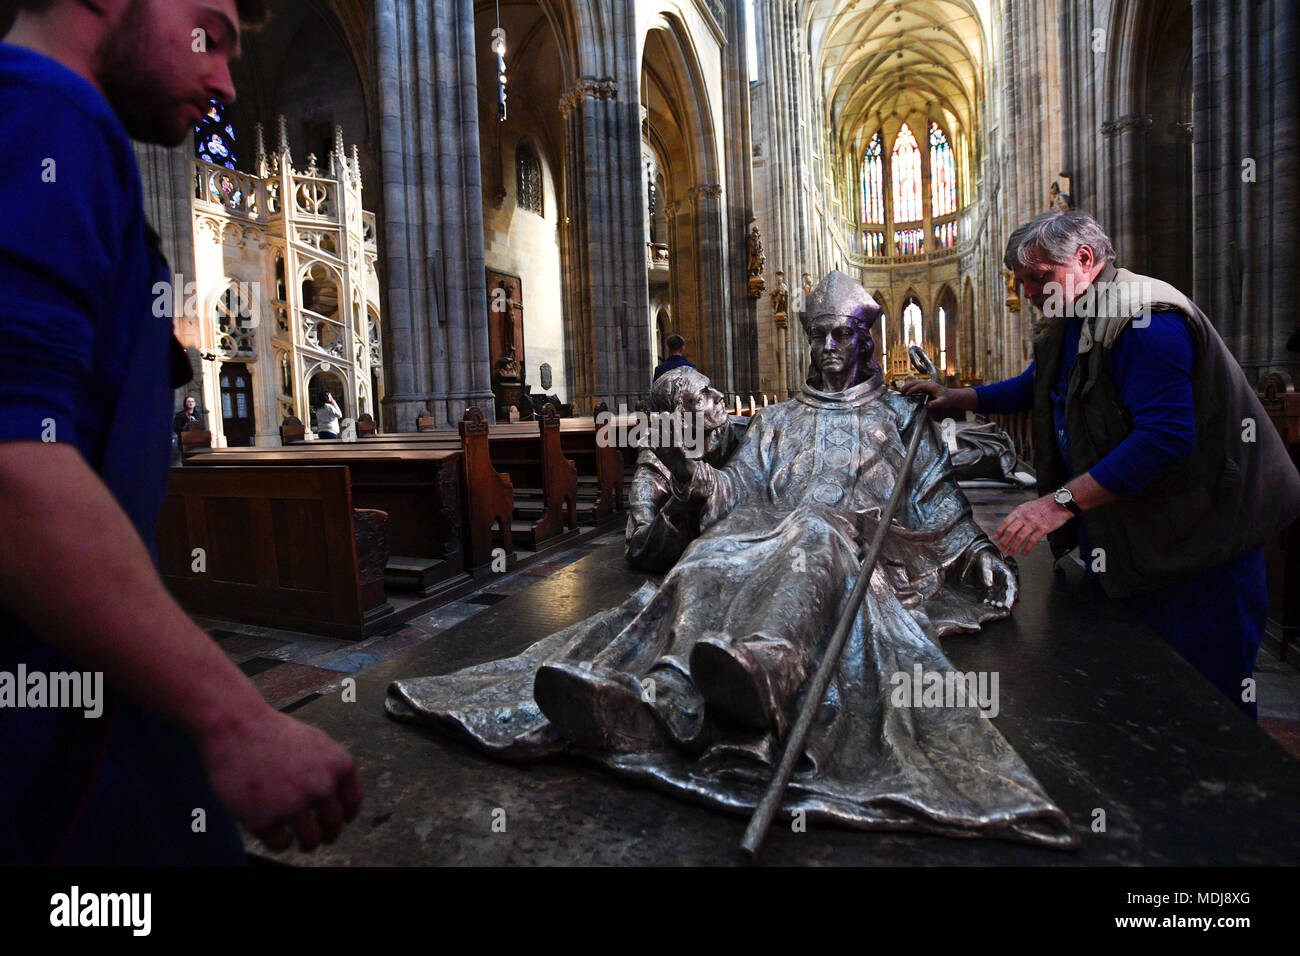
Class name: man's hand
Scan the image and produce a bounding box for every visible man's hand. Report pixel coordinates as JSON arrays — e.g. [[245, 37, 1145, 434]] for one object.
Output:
[[198, 707, 362, 852], [970, 549, 1018, 609], [0, 442, 363, 855], [995, 494, 1073, 555], [897, 380, 978, 412]]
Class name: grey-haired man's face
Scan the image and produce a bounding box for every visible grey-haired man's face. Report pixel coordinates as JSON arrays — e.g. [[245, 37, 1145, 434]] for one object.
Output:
[[1013, 244, 1102, 313]]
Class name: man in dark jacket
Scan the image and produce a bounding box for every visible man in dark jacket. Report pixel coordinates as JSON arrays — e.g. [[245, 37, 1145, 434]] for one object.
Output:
[[903, 210, 1300, 718], [653, 333, 697, 381]]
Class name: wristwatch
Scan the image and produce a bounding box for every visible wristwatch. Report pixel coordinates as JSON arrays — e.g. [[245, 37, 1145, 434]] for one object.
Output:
[[1052, 486, 1082, 517]]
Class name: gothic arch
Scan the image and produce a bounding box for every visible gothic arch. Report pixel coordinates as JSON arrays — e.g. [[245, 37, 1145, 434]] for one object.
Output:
[[1103, 0, 1193, 288], [640, 13, 726, 385]]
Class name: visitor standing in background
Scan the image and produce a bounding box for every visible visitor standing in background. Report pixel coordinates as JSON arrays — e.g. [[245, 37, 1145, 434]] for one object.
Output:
[[653, 333, 697, 381], [316, 391, 342, 439]]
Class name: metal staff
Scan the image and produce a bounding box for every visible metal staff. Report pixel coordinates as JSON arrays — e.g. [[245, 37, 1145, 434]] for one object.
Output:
[[741, 344, 940, 859]]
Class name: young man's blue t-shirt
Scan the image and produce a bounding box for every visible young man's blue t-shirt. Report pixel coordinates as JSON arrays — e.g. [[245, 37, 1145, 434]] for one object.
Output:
[[0, 43, 243, 863]]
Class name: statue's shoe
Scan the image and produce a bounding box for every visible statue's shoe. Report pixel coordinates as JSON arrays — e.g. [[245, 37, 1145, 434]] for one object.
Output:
[[533, 662, 670, 753], [690, 633, 798, 737], [644, 665, 707, 749]]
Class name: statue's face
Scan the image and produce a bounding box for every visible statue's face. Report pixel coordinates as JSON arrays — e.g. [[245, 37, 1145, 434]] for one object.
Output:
[[681, 374, 729, 431], [809, 314, 865, 382]]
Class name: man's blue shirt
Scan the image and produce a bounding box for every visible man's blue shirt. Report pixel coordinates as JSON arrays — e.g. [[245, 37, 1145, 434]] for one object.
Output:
[[653, 354, 696, 380], [0, 43, 242, 863], [972, 307, 1264, 717], [972, 312, 1197, 496]]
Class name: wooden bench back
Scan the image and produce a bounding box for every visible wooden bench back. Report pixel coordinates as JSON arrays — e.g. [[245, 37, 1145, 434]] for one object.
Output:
[[183, 449, 465, 573], [158, 465, 391, 637]]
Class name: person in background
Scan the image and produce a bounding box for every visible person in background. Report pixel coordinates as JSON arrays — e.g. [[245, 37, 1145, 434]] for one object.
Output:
[[172, 393, 203, 440], [653, 333, 697, 381], [316, 391, 342, 440]]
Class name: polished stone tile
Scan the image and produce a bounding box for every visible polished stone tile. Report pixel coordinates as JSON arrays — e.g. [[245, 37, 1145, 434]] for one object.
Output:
[[250, 662, 346, 710]]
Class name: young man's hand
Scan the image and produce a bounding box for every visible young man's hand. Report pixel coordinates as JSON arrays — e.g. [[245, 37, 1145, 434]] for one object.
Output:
[[198, 706, 363, 851]]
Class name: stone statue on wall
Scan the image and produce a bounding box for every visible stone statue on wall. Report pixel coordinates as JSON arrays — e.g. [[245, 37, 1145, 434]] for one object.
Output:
[[770, 270, 789, 317], [494, 344, 521, 381], [747, 220, 766, 297], [1049, 179, 1074, 213], [387, 271, 1074, 848]]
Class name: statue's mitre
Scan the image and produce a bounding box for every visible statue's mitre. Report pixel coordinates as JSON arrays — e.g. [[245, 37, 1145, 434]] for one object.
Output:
[[803, 270, 880, 328]]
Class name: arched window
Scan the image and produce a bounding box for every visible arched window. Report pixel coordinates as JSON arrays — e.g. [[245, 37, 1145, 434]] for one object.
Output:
[[860, 131, 884, 225], [929, 121, 957, 217], [195, 100, 237, 170], [516, 142, 543, 216], [938, 305, 947, 372], [891, 125, 922, 224], [902, 299, 923, 347]]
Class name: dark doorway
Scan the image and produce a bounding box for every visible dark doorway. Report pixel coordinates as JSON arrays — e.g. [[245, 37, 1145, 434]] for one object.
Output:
[[219, 362, 255, 446]]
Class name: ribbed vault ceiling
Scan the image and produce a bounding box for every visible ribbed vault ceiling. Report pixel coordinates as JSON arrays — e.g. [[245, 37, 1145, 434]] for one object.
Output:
[[806, 0, 986, 154]]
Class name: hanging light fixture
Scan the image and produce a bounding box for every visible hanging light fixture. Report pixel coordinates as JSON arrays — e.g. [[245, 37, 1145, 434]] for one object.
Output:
[[491, 1, 507, 123]]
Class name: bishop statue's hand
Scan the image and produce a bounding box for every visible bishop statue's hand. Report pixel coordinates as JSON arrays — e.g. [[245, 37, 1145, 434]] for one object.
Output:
[[972, 548, 1017, 610], [651, 441, 697, 486]]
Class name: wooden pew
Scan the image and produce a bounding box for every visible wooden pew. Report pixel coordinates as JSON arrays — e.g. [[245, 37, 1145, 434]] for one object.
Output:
[[178, 421, 211, 456], [280, 416, 306, 445], [307, 409, 516, 570], [210, 412, 513, 572], [184, 447, 467, 597], [157, 465, 393, 639], [355, 407, 578, 550], [560, 415, 625, 520]]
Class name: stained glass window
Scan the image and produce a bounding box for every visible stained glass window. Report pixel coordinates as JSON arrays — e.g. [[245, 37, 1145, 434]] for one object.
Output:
[[891, 125, 922, 224], [861, 231, 885, 256], [516, 143, 543, 216], [894, 227, 924, 255], [903, 299, 923, 346], [934, 221, 958, 249], [938, 306, 947, 372], [860, 131, 884, 224], [929, 122, 957, 217], [195, 100, 237, 170]]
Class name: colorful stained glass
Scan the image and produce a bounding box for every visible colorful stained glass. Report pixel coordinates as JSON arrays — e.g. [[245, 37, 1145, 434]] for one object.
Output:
[[929, 121, 956, 217], [516, 142, 543, 215], [860, 131, 884, 224], [894, 227, 924, 255], [861, 230, 885, 256], [195, 99, 237, 170], [934, 220, 958, 249], [891, 125, 922, 224]]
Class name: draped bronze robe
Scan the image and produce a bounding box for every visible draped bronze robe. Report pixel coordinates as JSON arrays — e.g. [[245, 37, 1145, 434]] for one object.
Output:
[[388, 374, 1077, 849]]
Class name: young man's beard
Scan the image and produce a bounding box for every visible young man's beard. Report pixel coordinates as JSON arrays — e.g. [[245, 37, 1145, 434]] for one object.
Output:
[[94, 0, 190, 147]]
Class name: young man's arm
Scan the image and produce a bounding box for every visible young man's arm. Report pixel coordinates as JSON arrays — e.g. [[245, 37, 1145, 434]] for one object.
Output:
[[0, 441, 362, 852]]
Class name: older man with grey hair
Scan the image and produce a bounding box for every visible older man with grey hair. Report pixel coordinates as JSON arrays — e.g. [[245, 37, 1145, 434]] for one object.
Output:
[[903, 209, 1300, 718]]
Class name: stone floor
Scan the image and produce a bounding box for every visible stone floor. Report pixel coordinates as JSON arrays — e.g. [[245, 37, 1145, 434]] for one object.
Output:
[[203, 524, 1300, 762], [198, 540, 611, 711]]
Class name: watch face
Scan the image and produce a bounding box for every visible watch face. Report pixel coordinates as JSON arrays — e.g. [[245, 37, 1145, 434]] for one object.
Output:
[[1054, 489, 1071, 505]]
